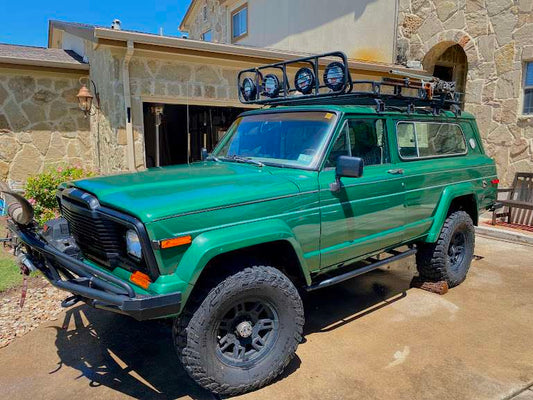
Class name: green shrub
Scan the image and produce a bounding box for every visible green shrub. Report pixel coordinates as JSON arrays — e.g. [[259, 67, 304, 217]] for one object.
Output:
[[25, 165, 95, 225]]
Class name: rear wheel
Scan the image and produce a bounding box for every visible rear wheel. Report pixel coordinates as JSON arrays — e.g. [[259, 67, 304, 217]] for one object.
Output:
[[174, 266, 304, 396], [416, 211, 475, 287]]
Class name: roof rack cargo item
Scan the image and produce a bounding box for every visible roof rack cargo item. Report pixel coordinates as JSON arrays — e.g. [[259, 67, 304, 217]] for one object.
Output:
[[237, 51, 463, 116]]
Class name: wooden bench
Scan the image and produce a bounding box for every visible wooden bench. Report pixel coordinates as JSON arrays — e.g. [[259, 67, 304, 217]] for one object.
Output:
[[492, 172, 533, 226]]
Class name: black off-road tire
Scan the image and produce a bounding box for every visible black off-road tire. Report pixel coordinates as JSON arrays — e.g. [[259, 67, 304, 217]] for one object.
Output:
[[416, 211, 475, 288], [173, 266, 304, 396]]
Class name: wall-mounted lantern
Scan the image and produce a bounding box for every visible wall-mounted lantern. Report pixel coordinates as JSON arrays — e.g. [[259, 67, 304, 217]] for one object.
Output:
[[77, 77, 100, 117]]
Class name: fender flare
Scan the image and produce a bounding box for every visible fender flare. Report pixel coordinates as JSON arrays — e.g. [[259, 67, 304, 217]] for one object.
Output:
[[425, 182, 478, 243], [175, 219, 311, 303]]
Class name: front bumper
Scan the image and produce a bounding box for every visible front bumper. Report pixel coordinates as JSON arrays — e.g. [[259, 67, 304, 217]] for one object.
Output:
[[8, 222, 181, 321]]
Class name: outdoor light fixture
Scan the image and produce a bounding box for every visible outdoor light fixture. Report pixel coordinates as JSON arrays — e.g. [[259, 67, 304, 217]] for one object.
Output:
[[241, 77, 257, 101], [77, 77, 100, 117], [294, 67, 315, 94], [262, 74, 281, 98], [323, 62, 346, 91]]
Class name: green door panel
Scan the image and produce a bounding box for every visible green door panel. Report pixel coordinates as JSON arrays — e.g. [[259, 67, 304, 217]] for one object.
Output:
[[318, 164, 405, 267]]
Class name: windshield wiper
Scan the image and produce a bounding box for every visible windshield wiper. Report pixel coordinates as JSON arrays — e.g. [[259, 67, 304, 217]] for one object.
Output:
[[206, 154, 221, 162], [222, 155, 264, 167]]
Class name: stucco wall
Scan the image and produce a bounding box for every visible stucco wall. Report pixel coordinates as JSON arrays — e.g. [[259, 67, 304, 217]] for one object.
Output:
[[0, 68, 94, 186], [187, 0, 397, 63], [396, 0, 533, 183]]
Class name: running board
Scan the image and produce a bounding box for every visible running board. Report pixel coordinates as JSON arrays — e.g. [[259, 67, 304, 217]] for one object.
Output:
[[306, 248, 417, 292]]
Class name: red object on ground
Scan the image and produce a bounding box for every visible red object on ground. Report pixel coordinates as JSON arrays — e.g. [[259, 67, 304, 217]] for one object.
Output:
[[19, 274, 28, 308], [489, 221, 533, 233]]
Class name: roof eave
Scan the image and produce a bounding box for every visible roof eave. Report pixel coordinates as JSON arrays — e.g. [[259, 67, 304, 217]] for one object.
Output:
[[93, 27, 430, 77], [179, 0, 199, 32], [0, 56, 90, 71]]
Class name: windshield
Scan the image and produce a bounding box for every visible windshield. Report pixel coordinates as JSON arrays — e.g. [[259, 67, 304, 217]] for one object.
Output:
[[213, 111, 337, 168]]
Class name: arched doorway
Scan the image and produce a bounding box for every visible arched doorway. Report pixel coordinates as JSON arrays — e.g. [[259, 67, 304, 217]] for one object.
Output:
[[423, 43, 468, 106]]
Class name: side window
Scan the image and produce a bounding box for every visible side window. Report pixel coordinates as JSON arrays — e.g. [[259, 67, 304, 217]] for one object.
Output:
[[326, 118, 389, 167], [397, 123, 417, 158], [325, 121, 350, 167], [397, 121, 466, 159]]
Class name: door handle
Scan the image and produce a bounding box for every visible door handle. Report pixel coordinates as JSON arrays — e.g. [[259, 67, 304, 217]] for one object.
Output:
[[387, 168, 404, 175]]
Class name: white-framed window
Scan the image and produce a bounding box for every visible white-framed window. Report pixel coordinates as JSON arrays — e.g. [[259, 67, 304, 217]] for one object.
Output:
[[202, 5, 208, 22], [202, 30, 212, 42], [523, 62, 533, 115], [231, 4, 248, 42], [397, 122, 467, 159]]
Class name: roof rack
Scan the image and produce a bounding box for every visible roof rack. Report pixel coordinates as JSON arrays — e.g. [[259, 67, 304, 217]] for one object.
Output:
[[237, 51, 463, 116]]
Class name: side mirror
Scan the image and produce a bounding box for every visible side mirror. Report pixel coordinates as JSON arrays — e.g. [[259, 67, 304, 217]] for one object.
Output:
[[201, 148, 208, 161], [330, 156, 364, 192]]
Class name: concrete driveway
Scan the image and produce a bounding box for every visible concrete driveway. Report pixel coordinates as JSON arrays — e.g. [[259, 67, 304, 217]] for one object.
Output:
[[0, 236, 532, 400]]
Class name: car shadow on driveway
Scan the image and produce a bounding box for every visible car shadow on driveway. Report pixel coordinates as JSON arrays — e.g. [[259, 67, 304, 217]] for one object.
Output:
[[303, 267, 413, 335], [51, 267, 414, 399]]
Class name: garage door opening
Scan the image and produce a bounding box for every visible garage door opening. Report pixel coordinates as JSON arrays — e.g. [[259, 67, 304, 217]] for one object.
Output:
[[143, 103, 248, 167]]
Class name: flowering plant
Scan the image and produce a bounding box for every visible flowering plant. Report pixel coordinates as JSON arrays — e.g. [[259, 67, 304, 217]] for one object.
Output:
[[25, 165, 96, 225]]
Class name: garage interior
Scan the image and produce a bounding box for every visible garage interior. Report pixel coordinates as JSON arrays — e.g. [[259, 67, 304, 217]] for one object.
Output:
[[143, 103, 248, 167]]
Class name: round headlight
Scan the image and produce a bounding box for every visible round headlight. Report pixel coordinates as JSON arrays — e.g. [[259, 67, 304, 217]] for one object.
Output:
[[126, 229, 142, 259], [262, 74, 281, 98], [294, 67, 315, 95], [323, 62, 346, 91], [241, 77, 257, 101]]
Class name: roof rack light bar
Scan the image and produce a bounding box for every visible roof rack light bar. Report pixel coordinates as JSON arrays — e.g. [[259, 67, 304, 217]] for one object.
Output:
[[237, 51, 463, 115]]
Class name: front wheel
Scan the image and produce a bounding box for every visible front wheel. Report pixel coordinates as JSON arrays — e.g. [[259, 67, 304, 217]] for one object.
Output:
[[416, 211, 475, 288], [173, 266, 304, 396]]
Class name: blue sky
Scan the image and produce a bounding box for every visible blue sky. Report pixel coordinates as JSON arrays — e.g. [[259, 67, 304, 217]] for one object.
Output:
[[0, 0, 192, 47]]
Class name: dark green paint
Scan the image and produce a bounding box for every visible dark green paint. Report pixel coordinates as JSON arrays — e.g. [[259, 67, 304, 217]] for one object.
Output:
[[68, 106, 497, 316]]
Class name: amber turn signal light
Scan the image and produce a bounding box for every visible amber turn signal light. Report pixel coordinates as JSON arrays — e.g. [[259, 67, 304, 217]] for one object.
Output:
[[130, 271, 151, 289], [160, 235, 192, 249]]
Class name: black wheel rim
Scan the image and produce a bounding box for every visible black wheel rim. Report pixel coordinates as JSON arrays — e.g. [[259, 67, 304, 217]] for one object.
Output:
[[448, 231, 466, 272], [215, 299, 279, 368]]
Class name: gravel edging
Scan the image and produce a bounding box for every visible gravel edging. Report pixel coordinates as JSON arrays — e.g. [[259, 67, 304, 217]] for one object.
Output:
[[0, 277, 66, 348]]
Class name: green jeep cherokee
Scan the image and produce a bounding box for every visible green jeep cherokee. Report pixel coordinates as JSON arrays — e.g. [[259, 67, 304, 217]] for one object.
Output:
[[4, 52, 497, 396]]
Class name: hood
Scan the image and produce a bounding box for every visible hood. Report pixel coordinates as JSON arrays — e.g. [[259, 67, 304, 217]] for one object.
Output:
[[71, 162, 300, 222]]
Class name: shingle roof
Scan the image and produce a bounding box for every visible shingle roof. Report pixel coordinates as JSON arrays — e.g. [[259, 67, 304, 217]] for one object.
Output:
[[0, 43, 88, 70]]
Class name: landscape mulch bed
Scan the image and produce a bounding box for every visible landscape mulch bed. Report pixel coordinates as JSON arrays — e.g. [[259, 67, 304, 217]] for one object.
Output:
[[0, 275, 66, 348]]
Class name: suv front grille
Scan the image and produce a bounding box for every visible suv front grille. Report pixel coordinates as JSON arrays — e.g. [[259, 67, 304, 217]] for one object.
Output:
[[58, 188, 149, 274], [61, 202, 124, 263]]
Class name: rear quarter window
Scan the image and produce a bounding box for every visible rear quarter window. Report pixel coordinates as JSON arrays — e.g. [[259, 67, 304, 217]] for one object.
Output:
[[397, 121, 467, 160]]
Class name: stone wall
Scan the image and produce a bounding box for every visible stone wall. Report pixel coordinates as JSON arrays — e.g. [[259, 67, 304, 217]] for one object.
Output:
[[86, 45, 130, 173], [0, 69, 94, 187], [396, 0, 533, 184], [130, 54, 246, 167], [186, 0, 229, 43]]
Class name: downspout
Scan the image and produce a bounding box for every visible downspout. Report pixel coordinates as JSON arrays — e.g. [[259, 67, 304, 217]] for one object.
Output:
[[123, 40, 136, 171]]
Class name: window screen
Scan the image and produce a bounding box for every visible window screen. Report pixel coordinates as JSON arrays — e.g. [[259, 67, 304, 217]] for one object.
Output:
[[397, 122, 466, 159], [202, 30, 212, 42], [524, 62, 533, 115], [232, 6, 247, 39]]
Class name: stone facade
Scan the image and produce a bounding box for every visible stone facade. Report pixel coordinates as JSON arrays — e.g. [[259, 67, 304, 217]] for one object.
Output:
[[87, 43, 246, 172], [0, 69, 94, 186], [396, 0, 533, 183], [186, 0, 229, 43]]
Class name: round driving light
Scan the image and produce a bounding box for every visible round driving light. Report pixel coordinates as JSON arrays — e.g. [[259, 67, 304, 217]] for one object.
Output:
[[294, 67, 315, 94], [240, 77, 257, 101], [323, 62, 346, 91], [262, 74, 281, 98]]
